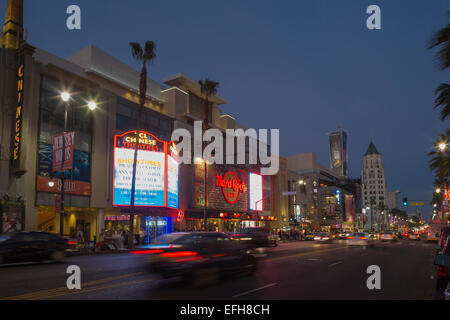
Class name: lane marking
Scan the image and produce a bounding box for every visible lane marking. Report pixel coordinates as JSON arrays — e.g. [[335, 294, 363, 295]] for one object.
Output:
[[1, 272, 144, 300], [265, 246, 347, 263], [32, 278, 154, 300], [306, 258, 320, 261], [232, 283, 277, 298], [328, 261, 342, 267]]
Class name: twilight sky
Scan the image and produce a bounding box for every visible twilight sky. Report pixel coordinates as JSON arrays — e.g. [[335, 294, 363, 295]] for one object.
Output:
[[2, 0, 448, 217]]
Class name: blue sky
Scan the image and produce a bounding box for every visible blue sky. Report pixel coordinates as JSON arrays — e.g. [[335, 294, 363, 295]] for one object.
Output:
[[2, 0, 449, 217]]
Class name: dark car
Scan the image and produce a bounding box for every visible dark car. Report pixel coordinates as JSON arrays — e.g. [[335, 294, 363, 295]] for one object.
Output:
[[304, 232, 316, 241], [133, 232, 258, 286], [229, 227, 278, 248], [434, 235, 450, 296], [0, 231, 76, 265]]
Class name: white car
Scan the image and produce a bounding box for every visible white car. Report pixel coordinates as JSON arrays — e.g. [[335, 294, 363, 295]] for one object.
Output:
[[380, 232, 397, 242], [347, 232, 375, 247]]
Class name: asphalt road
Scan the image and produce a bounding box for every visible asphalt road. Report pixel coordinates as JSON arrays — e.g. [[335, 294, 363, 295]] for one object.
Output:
[[0, 239, 440, 300]]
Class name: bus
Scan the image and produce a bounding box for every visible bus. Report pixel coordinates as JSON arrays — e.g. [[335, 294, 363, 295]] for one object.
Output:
[[428, 221, 447, 242]]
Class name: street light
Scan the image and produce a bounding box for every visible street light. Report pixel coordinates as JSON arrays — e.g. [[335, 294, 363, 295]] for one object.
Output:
[[61, 92, 70, 102], [438, 142, 447, 151], [48, 177, 55, 188], [88, 101, 97, 111], [436, 188, 441, 194]]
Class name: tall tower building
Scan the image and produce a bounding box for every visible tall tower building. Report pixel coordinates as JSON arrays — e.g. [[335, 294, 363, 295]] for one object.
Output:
[[1, 0, 24, 49], [361, 141, 387, 230], [328, 126, 348, 177]]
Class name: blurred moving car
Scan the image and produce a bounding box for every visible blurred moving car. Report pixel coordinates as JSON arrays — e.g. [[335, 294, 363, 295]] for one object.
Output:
[[0, 231, 76, 265], [434, 236, 450, 297], [304, 233, 316, 241], [228, 227, 278, 248], [314, 232, 333, 243], [380, 231, 397, 242], [347, 232, 375, 247], [133, 232, 258, 286]]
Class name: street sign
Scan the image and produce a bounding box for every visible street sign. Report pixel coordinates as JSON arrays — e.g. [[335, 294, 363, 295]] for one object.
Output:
[[52, 131, 75, 171], [409, 202, 424, 206]]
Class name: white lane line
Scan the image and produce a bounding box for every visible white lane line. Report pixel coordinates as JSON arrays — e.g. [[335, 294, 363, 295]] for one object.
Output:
[[306, 258, 321, 261], [328, 261, 343, 267], [232, 283, 278, 298]]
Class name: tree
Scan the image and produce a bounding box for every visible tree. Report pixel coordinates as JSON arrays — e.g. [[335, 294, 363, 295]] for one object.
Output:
[[128, 41, 156, 248], [427, 129, 450, 184], [428, 13, 450, 121], [198, 78, 219, 231]]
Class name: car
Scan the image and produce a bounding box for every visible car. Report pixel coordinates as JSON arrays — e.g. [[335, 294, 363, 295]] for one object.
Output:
[[314, 232, 333, 243], [408, 232, 420, 240], [347, 232, 375, 247], [338, 231, 353, 239], [303, 233, 316, 241], [380, 231, 397, 242], [0, 231, 76, 265], [229, 227, 278, 248], [132, 232, 258, 286], [434, 235, 450, 297]]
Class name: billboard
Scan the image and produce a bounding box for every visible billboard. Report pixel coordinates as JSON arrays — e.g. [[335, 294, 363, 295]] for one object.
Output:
[[328, 127, 348, 177], [52, 131, 75, 171], [112, 131, 178, 208], [249, 172, 263, 211]]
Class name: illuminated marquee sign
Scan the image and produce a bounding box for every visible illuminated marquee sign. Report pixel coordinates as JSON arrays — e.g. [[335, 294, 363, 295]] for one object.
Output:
[[112, 131, 179, 208], [249, 172, 263, 211], [216, 172, 247, 204], [12, 56, 24, 169]]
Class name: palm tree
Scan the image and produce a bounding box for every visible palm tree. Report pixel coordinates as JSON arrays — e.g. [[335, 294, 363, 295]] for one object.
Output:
[[428, 13, 450, 121], [198, 78, 219, 231], [427, 129, 450, 184], [128, 41, 156, 248]]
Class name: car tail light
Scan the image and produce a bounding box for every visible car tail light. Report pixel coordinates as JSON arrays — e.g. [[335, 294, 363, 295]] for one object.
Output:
[[130, 249, 163, 255], [437, 266, 450, 277], [67, 240, 77, 245], [360, 237, 367, 240], [347, 236, 354, 239], [161, 251, 199, 258], [175, 256, 203, 263]]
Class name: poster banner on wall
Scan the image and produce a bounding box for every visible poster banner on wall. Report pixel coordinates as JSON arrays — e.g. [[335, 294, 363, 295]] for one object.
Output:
[[249, 173, 263, 211]]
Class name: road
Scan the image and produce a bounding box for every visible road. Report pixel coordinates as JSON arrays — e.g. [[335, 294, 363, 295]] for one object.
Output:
[[0, 239, 440, 300]]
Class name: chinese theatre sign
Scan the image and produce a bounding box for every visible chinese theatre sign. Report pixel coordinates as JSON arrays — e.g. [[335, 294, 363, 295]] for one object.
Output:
[[216, 172, 247, 204], [112, 131, 179, 209], [12, 56, 24, 170]]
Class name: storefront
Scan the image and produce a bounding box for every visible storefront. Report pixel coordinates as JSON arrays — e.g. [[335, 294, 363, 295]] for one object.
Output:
[[111, 130, 179, 243], [179, 162, 268, 232]]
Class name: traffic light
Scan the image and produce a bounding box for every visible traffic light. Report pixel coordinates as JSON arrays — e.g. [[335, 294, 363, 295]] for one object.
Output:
[[289, 217, 294, 222], [402, 197, 408, 207]]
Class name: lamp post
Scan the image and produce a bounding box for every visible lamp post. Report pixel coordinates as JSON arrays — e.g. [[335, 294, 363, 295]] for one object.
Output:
[[58, 93, 96, 236]]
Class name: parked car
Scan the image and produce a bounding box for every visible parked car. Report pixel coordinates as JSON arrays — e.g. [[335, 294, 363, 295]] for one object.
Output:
[[380, 231, 397, 242], [434, 235, 450, 296], [0, 231, 77, 265], [314, 232, 333, 243], [229, 227, 278, 248], [132, 232, 258, 286], [347, 232, 375, 247]]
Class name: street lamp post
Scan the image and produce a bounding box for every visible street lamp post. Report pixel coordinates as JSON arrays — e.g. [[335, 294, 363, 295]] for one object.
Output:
[[59, 92, 70, 236]]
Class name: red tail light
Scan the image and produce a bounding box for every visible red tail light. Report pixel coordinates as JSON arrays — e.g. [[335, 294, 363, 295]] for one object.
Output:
[[360, 237, 367, 240], [175, 256, 203, 263], [347, 236, 354, 239], [161, 251, 198, 258], [130, 249, 163, 255], [67, 240, 77, 245], [437, 266, 450, 277]]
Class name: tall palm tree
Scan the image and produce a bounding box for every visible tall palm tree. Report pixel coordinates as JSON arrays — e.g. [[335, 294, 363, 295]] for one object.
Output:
[[427, 129, 450, 184], [128, 41, 156, 248], [428, 13, 450, 121], [198, 78, 219, 231]]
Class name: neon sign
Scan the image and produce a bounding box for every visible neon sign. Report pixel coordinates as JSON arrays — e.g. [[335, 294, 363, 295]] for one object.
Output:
[[12, 57, 24, 169], [216, 172, 247, 204]]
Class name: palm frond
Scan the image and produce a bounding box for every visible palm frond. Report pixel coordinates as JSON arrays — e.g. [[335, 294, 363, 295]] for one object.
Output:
[[130, 42, 143, 61], [143, 40, 157, 64], [434, 83, 450, 121], [428, 18, 450, 70]]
